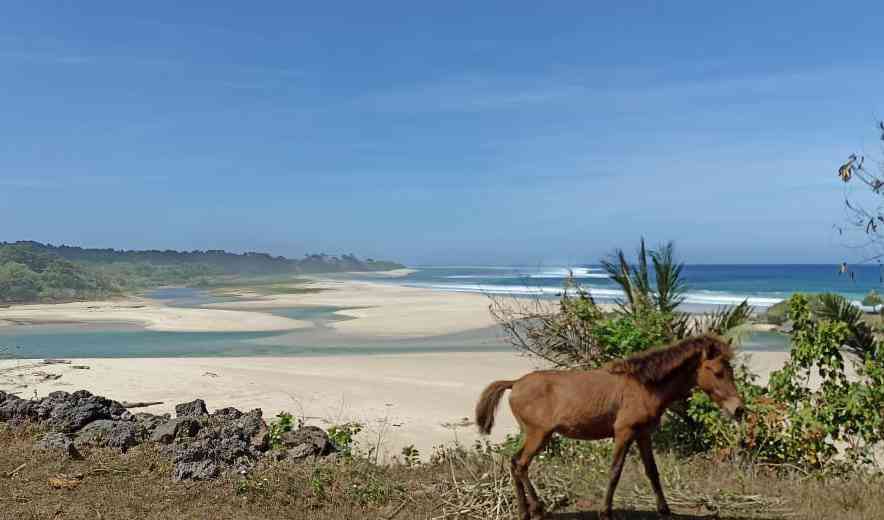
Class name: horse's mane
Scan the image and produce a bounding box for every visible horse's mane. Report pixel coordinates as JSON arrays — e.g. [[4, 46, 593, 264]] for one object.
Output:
[[605, 334, 733, 385]]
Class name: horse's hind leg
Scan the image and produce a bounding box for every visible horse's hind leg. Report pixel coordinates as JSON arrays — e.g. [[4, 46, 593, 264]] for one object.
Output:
[[510, 447, 529, 520], [512, 427, 551, 520]]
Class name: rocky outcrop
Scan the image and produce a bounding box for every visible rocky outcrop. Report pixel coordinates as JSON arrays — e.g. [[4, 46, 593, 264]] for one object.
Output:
[[0, 390, 128, 430], [0, 390, 335, 481], [172, 408, 267, 481], [276, 426, 334, 460], [74, 419, 140, 452], [175, 399, 208, 418]]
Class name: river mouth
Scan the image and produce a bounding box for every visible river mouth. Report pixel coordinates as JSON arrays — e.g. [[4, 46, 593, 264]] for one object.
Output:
[[0, 286, 792, 359]]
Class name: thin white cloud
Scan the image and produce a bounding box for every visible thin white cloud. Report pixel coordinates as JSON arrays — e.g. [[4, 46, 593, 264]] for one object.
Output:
[[357, 63, 882, 114]]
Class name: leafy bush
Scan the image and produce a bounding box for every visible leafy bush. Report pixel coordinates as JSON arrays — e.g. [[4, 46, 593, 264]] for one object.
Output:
[[491, 239, 751, 368], [662, 294, 884, 469], [327, 422, 363, 457], [268, 412, 298, 449]]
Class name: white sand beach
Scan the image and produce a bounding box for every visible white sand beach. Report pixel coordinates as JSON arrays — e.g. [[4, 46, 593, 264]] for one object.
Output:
[[0, 277, 501, 337], [206, 278, 504, 337], [0, 350, 795, 459], [1, 352, 537, 459], [0, 299, 307, 333]]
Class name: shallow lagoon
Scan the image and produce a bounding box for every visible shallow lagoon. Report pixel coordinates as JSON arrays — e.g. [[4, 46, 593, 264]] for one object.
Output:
[[0, 287, 791, 359]]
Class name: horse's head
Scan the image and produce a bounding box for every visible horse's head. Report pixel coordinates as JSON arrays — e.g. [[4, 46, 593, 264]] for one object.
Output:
[[695, 337, 744, 420]]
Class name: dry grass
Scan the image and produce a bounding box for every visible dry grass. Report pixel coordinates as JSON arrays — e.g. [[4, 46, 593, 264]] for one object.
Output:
[[1, 425, 883, 520]]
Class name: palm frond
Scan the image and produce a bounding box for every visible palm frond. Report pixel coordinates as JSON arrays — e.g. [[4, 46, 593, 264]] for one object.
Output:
[[650, 241, 686, 314], [601, 249, 645, 314], [812, 293, 877, 359], [701, 299, 753, 343]]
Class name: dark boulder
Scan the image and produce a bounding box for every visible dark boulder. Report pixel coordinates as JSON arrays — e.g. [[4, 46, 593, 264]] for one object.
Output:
[[0, 394, 36, 423], [171, 407, 269, 480], [175, 399, 208, 418], [150, 417, 201, 444], [75, 419, 140, 452], [33, 390, 128, 432], [134, 412, 170, 436], [277, 426, 335, 460]]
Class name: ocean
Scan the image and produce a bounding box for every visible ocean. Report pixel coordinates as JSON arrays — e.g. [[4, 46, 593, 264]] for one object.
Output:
[[379, 264, 884, 310]]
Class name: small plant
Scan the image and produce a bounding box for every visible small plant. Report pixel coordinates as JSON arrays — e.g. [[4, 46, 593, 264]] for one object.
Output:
[[400, 444, 420, 466], [307, 465, 333, 501], [327, 422, 363, 456], [268, 411, 298, 449]]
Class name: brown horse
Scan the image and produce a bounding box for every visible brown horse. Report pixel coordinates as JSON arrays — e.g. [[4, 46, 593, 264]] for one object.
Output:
[[475, 334, 744, 520]]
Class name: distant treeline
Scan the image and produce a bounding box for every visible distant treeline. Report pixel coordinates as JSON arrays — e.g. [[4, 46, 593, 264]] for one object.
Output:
[[0, 241, 403, 304]]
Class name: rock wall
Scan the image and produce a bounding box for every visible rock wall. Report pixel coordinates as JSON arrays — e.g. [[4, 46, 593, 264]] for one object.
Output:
[[0, 390, 334, 480]]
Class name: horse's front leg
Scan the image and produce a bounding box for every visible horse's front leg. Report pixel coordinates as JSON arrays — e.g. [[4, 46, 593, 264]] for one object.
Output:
[[637, 431, 671, 517], [601, 428, 635, 520]]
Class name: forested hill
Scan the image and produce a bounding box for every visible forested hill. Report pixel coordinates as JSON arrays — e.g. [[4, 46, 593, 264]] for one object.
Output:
[[5, 242, 403, 275], [0, 242, 403, 304]]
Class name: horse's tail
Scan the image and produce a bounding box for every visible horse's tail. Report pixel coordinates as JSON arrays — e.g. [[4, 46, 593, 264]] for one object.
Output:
[[475, 379, 515, 435]]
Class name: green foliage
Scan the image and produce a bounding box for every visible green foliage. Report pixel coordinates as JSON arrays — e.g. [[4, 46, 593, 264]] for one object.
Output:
[[400, 445, 420, 466], [493, 238, 751, 369], [4, 241, 403, 276], [0, 241, 403, 304], [814, 293, 877, 360], [593, 310, 673, 361], [0, 245, 120, 303], [661, 294, 884, 470], [327, 422, 363, 457], [268, 411, 298, 450], [0, 262, 43, 302]]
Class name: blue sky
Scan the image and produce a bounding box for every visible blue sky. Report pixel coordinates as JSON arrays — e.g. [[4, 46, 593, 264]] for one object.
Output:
[[2, 2, 883, 265]]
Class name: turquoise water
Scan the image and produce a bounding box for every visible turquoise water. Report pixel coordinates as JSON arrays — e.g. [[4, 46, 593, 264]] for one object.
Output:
[[0, 322, 788, 359], [0, 322, 511, 359], [0, 279, 796, 359]]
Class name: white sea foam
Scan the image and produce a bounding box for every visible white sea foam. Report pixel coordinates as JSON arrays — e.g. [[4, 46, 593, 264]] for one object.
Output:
[[444, 267, 609, 280], [409, 282, 783, 308], [526, 267, 610, 279]]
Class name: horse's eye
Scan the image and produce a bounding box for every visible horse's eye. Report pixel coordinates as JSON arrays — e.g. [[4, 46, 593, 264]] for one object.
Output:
[[714, 370, 724, 378]]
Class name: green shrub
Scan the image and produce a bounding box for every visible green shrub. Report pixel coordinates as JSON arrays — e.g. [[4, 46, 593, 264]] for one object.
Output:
[[659, 294, 884, 470], [327, 422, 363, 457], [268, 411, 298, 449]]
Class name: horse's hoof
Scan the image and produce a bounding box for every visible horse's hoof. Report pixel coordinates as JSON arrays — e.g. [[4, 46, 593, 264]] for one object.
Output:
[[658, 505, 672, 518]]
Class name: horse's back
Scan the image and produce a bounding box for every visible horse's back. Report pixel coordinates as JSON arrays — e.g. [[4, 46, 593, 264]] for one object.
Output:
[[508, 369, 623, 440]]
